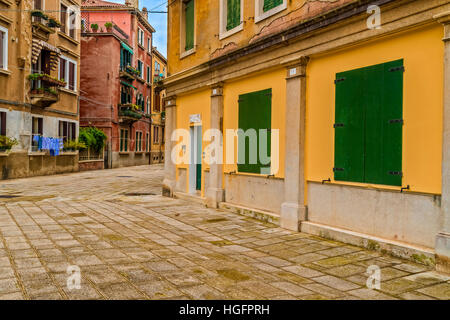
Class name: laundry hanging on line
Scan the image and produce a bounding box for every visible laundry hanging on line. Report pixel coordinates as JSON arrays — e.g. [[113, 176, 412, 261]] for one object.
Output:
[[32, 136, 63, 156]]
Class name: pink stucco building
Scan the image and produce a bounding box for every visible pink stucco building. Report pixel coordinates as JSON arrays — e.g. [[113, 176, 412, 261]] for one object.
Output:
[[80, 0, 154, 168]]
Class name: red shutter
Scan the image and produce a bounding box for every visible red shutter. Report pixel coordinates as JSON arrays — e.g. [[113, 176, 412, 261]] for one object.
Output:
[[38, 118, 43, 135], [60, 5, 67, 34], [63, 121, 68, 141], [0, 112, 6, 136], [60, 58, 66, 81], [69, 62, 75, 90], [34, 0, 42, 10]]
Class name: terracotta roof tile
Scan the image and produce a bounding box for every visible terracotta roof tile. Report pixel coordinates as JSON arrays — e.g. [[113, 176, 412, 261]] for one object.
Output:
[[81, 0, 128, 8]]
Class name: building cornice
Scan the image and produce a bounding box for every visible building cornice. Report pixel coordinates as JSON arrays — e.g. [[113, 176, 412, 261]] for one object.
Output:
[[164, 0, 449, 96]]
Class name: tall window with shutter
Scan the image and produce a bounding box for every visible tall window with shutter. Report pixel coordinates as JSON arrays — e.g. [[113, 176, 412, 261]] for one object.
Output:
[[0, 112, 6, 136], [60, 4, 67, 34], [69, 10, 76, 38], [263, 0, 283, 12], [237, 89, 272, 174], [59, 57, 66, 81], [68, 61, 75, 90], [334, 60, 404, 186], [0, 26, 7, 70], [184, 0, 194, 51], [226, 0, 240, 31]]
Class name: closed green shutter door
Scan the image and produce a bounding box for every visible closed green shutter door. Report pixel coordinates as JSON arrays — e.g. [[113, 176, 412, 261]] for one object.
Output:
[[364, 60, 403, 186], [226, 0, 240, 31], [334, 69, 365, 183], [185, 0, 194, 51], [238, 89, 271, 174], [263, 0, 283, 12], [334, 59, 403, 186]]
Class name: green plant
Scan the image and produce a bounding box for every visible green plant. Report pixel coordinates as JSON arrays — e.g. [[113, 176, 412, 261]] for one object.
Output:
[[119, 109, 142, 120], [79, 127, 107, 153], [63, 140, 87, 151], [91, 23, 99, 30], [28, 73, 66, 86], [0, 136, 18, 151], [104, 22, 113, 29], [47, 17, 61, 28], [31, 10, 48, 20]]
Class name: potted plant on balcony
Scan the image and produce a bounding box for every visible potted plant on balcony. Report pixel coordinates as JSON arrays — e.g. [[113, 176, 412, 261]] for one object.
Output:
[[31, 10, 48, 20], [28, 73, 66, 87], [0, 136, 18, 153], [47, 16, 61, 28], [91, 24, 99, 32], [104, 22, 113, 32]]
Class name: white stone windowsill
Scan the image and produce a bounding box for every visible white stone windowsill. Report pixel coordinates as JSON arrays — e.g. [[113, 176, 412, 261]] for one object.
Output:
[[180, 48, 196, 60], [219, 23, 244, 40], [0, 68, 11, 76], [255, 3, 287, 24]]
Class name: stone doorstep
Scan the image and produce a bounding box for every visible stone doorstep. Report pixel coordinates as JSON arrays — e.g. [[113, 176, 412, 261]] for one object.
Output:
[[173, 192, 206, 205], [218, 202, 280, 226], [301, 221, 436, 267]]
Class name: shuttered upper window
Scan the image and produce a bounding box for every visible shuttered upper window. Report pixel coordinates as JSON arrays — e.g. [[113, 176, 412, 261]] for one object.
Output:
[[334, 59, 404, 186], [184, 0, 194, 51], [263, 0, 283, 12], [237, 89, 272, 174], [59, 56, 77, 91], [0, 26, 7, 70], [226, 0, 240, 31]]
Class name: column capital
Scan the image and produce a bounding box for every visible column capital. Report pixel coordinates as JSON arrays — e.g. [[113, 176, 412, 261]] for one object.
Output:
[[434, 11, 450, 25], [164, 95, 177, 108], [210, 82, 224, 97], [434, 11, 450, 41], [283, 56, 310, 79]]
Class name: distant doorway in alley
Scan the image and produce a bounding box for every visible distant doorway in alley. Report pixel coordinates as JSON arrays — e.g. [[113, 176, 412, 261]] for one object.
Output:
[[189, 125, 202, 194]]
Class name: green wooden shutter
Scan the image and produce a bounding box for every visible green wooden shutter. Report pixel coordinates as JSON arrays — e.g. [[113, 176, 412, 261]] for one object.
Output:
[[263, 0, 283, 12], [226, 0, 240, 31], [364, 60, 403, 186], [238, 89, 272, 174], [185, 0, 194, 51], [334, 70, 365, 183], [334, 59, 403, 186]]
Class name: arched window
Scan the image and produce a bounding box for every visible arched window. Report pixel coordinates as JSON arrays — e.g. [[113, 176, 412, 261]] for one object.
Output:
[[146, 96, 149, 114]]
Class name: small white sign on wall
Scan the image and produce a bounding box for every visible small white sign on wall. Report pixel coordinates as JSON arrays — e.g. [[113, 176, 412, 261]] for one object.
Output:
[[189, 114, 201, 123]]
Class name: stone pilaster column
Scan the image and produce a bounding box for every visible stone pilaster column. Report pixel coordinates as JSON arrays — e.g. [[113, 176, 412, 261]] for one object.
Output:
[[162, 95, 177, 197], [435, 11, 450, 274], [206, 83, 225, 208], [280, 56, 309, 232]]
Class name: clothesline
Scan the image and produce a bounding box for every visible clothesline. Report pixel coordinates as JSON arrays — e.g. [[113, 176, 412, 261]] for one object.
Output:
[[32, 136, 63, 156]]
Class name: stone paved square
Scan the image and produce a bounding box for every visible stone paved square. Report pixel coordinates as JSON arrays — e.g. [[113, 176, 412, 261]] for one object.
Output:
[[0, 164, 448, 300]]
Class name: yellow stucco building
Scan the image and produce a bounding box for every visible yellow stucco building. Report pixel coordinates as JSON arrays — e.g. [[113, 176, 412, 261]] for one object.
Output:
[[150, 46, 166, 163], [163, 0, 450, 273]]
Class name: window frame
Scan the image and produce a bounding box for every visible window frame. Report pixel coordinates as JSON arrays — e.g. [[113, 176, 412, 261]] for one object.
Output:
[[0, 25, 8, 70], [138, 27, 144, 47], [135, 130, 143, 152], [180, 0, 196, 58], [120, 128, 129, 152], [254, 0, 287, 23], [153, 125, 159, 144], [219, 0, 244, 40], [58, 55, 77, 92], [0, 111, 6, 136], [147, 65, 150, 83], [137, 59, 143, 79]]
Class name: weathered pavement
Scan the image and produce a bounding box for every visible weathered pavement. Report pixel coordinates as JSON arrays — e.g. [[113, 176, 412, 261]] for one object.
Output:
[[0, 165, 449, 300]]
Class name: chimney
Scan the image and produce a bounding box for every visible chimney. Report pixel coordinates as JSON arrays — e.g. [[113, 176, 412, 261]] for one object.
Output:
[[142, 7, 148, 20], [125, 0, 138, 8]]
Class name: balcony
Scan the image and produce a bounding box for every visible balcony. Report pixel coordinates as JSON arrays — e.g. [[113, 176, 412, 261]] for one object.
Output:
[[118, 104, 143, 124], [153, 74, 164, 84], [119, 65, 139, 81], [28, 74, 66, 108], [31, 10, 60, 41]]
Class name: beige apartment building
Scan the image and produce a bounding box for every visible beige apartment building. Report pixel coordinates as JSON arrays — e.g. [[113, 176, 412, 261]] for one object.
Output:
[[0, 0, 81, 178]]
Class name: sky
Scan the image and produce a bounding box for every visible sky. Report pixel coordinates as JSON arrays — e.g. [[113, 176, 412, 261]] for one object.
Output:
[[109, 0, 168, 57]]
